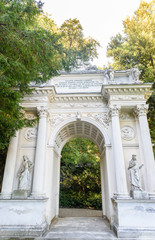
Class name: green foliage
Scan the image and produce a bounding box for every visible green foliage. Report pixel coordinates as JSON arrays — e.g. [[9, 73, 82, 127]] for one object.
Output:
[[107, 0, 155, 149], [60, 18, 100, 71], [60, 138, 102, 210], [107, 0, 155, 82], [0, 1, 99, 151]]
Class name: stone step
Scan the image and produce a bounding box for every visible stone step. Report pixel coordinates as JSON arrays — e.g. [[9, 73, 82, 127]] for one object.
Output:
[[41, 217, 117, 239]]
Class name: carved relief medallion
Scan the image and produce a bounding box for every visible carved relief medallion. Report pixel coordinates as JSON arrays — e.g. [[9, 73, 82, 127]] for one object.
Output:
[[121, 126, 135, 140], [24, 127, 37, 141]]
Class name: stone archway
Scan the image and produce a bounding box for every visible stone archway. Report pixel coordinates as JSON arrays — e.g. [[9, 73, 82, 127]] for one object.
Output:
[[0, 68, 155, 238], [49, 120, 109, 219]]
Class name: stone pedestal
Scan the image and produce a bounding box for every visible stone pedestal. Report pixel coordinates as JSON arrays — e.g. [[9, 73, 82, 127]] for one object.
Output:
[[0, 199, 48, 237], [112, 198, 155, 238], [12, 190, 29, 199], [130, 190, 149, 200]]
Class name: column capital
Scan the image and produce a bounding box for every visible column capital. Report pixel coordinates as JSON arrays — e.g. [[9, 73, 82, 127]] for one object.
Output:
[[37, 106, 48, 118], [109, 105, 121, 117], [134, 104, 148, 117]]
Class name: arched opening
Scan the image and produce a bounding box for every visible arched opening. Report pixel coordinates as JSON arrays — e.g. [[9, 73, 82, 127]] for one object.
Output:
[[59, 137, 102, 215], [50, 120, 108, 218]]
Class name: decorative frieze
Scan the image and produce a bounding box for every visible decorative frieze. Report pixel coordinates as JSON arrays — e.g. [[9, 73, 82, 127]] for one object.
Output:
[[52, 102, 106, 109], [49, 112, 110, 128], [50, 95, 104, 103]]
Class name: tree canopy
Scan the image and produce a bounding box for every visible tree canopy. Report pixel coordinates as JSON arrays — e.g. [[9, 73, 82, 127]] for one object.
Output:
[[0, 0, 99, 151], [107, 0, 155, 148], [107, 0, 155, 82]]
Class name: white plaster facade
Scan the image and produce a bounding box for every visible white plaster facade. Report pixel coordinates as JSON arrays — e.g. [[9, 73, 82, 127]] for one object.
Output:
[[0, 68, 155, 238]]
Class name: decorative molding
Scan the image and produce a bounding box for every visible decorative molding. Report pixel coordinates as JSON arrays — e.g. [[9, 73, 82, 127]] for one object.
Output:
[[110, 95, 145, 101], [24, 128, 37, 141], [102, 85, 152, 101], [121, 126, 135, 141], [27, 97, 49, 102], [53, 102, 106, 109], [134, 104, 148, 117], [49, 95, 104, 103]]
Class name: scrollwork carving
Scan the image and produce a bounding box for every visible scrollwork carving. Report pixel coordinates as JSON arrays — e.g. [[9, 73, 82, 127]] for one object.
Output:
[[49, 113, 74, 127], [109, 105, 121, 117], [134, 104, 148, 117], [37, 106, 48, 118], [86, 112, 109, 128]]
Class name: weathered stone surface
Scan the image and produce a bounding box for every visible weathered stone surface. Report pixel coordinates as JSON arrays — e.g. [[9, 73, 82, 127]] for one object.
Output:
[[12, 190, 28, 199]]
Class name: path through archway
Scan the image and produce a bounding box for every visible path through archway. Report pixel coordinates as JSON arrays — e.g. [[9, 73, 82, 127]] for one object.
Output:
[[50, 120, 109, 219]]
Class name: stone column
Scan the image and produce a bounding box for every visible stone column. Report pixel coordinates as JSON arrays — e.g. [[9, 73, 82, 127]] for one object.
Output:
[[31, 106, 48, 198], [135, 104, 155, 198], [1, 131, 19, 198], [109, 105, 129, 199]]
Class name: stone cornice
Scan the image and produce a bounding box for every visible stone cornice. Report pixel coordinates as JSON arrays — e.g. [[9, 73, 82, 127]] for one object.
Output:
[[24, 86, 105, 103], [102, 84, 152, 100], [22, 83, 152, 104]]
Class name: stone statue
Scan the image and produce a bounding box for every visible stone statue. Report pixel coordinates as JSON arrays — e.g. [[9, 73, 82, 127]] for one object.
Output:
[[128, 155, 143, 191], [130, 67, 141, 81], [18, 155, 33, 191], [104, 67, 114, 81]]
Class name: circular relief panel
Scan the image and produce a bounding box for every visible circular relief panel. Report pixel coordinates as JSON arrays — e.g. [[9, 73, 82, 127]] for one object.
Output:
[[121, 126, 135, 141], [24, 128, 37, 141]]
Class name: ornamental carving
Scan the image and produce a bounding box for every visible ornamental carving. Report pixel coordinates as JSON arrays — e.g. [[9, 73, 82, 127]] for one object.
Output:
[[24, 127, 37, 141], [24, 113, 37, 120], [134, 104, 148, 117], [37, 106, 48, 118], [49, 113, 74, 127], [109, 105, 121, 117], [121, 126, 135, 141], [85, 112, 109, 128], [120, 112, 134, 121]]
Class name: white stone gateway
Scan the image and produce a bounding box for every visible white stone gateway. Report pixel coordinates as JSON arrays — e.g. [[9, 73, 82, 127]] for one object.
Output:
[[0, 67, 155, 238]]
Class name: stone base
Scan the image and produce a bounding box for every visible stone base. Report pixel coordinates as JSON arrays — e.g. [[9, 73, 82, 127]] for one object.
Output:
[[112, 224, 155, 238], [0, 198, 48, 237], [12, 190, 29, 199], [0, 222, 48, 238], [0, 193, 11, 199], [112, 198, 155, 238], [130, 190, 149, 199]]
